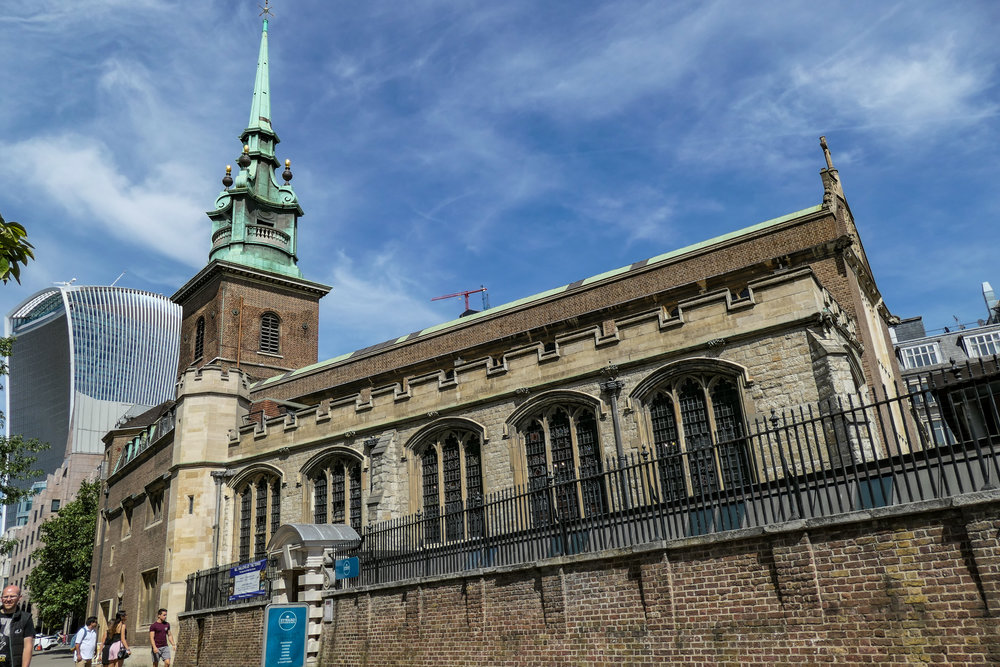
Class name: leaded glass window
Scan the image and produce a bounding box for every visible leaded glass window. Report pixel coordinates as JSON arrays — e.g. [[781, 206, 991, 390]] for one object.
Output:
[[415, 428, 484, 543], [309, 457, 363, 529], [644, 372, 752, 503], [519, 404, 606, 526], [235, 472, 281, 564], [313, 471, 328, 523], [238, 487, 251, 563]]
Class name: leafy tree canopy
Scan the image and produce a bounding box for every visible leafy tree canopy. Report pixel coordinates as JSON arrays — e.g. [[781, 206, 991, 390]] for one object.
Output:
[[0, 213, 34, 284], [24, 479, 101, 628]]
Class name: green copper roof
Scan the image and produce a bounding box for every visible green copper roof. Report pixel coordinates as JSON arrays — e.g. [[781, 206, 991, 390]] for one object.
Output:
[[246, 19, 274, 143]]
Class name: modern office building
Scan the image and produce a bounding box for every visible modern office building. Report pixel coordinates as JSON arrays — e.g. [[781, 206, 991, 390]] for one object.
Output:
[[3, 285, 181, 591]]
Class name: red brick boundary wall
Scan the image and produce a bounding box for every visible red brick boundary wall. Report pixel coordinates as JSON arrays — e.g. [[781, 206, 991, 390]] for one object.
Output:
[[320, 493, 1000, 666], [177, 602, 265, 667]]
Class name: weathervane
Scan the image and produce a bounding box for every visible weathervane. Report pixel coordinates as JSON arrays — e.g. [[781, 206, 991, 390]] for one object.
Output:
[[259, 0, 274, 19]]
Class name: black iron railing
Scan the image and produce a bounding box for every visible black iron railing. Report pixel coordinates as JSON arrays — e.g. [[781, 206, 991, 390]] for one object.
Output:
[[184, 559, 278, 612], [186, 357, 1000, 609], [334, 357, 1000, 588]]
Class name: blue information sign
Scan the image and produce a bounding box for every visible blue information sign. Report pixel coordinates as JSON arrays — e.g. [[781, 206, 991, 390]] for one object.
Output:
[[262, 604, 308, 667], [335, 556, 359, 580], [229, 559, 268, 601]]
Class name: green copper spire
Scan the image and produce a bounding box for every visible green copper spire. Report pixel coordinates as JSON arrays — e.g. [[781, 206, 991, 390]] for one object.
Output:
[[247, 13, 274, 142], [205, 9, 304, 279]]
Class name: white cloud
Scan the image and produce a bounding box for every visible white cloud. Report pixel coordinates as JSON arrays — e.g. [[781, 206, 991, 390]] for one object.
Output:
[[318, 249, 446, 355], [1, 135, 206, 267]]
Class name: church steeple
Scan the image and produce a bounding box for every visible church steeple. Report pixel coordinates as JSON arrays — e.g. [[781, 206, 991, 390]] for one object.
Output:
[[207, 8, 303, 279]]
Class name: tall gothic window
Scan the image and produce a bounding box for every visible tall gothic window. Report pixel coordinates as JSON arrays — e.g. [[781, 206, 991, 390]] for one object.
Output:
[[260, 312, 280, 354], [520, 404, 605, 526], [415, 429, 484, 542], [235, 471, 282, 563], [194, 316, 205, 360], [645, 374, 752, 502], [309, 457, 363, 532]]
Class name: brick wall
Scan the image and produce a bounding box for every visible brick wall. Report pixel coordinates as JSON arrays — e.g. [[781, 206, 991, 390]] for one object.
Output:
[[176, 604, 265, 667], [317, 495, 1000, 666]]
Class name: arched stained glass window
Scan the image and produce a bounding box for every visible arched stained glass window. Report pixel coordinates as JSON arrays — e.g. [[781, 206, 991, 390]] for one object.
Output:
[[414, 429, 484, 543], [644, 372, 751, 503], [518, 403, 606, 526], [309, 457, 363, 532], [235, 471, 281, 563]]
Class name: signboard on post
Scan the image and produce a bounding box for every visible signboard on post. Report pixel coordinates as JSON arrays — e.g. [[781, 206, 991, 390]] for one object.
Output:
[[262, 603, 308, 667], [229, 559, 268, 601]]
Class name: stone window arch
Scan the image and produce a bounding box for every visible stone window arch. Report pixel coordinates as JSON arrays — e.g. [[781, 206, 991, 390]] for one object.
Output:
[[633, 360, 753, 502], [407, 422, 485, 542], [232, 468, 282, 563], [194, 316, 205, 360], [260, 312, 280, 354], [304, 452, 363, 532], [509, 394, 607, 525]]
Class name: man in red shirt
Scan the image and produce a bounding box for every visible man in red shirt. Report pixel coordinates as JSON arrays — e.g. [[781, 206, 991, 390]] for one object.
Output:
[[148, 609, 175, 667]]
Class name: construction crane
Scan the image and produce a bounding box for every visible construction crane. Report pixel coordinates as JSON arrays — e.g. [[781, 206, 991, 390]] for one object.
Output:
[[432, 286, 489, 316]]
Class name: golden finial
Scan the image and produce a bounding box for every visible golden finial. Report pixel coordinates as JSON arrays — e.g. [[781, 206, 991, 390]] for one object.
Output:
[[222, 165, 234, 189], [282, 158, 293, 184], [285, 159, 291, 167], [244, 145, 250, 153]]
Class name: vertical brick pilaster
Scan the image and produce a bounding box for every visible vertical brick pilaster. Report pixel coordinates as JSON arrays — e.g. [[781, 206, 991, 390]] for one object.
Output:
[[770, 530, 824, 623]]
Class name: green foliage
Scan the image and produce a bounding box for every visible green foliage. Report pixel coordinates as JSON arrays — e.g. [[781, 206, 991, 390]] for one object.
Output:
[[0, 213, 34, 284], [0, 337, 49, 506], [24, 479, 101, 628]]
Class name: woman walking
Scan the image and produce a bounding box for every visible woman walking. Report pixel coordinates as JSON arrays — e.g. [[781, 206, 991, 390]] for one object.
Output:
[[99, 610, 130, 666]]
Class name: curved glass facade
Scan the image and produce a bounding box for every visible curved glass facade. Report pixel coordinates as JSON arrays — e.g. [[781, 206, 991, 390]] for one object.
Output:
[[5, 286, 181, 469]]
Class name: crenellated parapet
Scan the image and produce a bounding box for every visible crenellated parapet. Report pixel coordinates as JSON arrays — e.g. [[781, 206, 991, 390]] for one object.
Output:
[[234, 267, 862, 452], [177, 363, 252, 400]]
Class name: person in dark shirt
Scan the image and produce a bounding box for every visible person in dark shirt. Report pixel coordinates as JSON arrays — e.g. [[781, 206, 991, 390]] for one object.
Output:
[[0, 585, 34, 667], [148, 609, 175, 667]]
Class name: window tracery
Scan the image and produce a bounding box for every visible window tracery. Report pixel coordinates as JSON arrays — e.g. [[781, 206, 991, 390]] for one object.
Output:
[[309, 456, 362, 532], [415, 429, 483, 542], [518, 403, 606, 525], [234, 470, 281, 563], [644, 373, 752, 501]]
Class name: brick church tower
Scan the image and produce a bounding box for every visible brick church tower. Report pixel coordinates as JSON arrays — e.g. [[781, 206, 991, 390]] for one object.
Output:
[[172, 14, 330, 381]]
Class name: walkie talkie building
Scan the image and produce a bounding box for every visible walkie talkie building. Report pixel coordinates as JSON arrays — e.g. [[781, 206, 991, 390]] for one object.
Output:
[[4, 285, 181, 527]]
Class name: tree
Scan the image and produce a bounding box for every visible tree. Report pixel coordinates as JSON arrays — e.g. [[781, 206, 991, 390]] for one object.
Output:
[[0, 213, 34, 284], [24, 479, 100, 628]]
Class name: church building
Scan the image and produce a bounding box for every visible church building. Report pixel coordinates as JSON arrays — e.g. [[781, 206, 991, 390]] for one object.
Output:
[[89, 14, 903, 661]]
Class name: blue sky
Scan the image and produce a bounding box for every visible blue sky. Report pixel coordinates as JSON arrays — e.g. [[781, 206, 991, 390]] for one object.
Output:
[[1, 1, 998, 362]]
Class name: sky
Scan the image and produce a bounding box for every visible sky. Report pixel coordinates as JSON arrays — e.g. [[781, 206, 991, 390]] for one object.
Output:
[[1, 0, 998, 363]]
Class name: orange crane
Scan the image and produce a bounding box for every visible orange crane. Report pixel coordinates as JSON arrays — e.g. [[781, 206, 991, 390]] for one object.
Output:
[[432, 286, 489, 316]]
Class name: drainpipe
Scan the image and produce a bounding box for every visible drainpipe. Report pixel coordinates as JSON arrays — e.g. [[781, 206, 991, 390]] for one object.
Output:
[[599, 364, 629, 509], [91, 473, 111, 618], [211, 470, 234, 567]]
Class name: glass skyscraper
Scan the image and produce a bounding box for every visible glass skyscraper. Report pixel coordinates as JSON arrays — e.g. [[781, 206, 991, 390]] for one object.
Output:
[[4, 285, 181, 523]]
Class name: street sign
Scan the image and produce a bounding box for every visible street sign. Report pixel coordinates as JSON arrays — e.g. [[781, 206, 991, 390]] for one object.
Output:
[[335, 556, 359, 580], [262, 603, 308, 667]]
